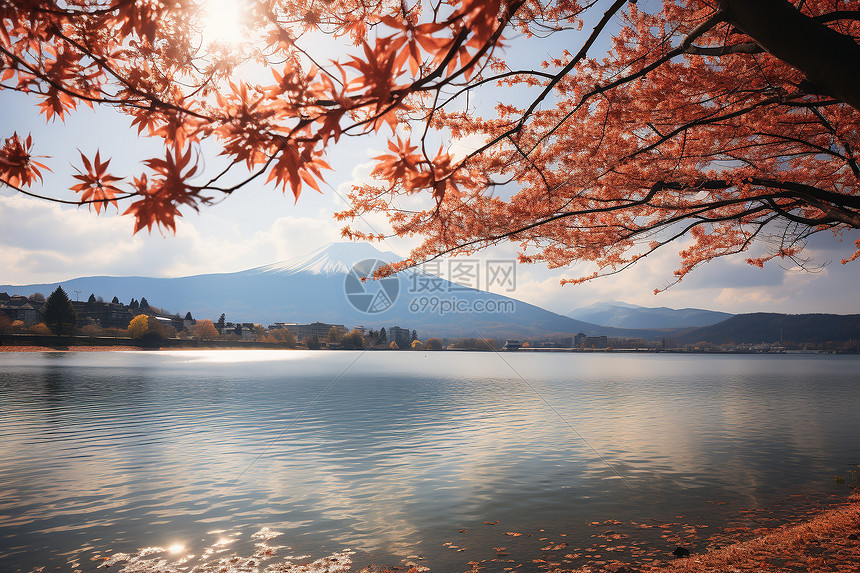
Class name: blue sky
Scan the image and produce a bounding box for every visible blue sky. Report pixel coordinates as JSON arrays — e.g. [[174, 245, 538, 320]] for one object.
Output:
[[2, 5, 860, 317]]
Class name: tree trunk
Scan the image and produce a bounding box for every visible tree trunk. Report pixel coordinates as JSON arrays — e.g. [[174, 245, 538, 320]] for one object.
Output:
[[719, 0, 860, 112]]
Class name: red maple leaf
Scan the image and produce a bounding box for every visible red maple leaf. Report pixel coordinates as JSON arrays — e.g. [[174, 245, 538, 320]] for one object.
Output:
[[71, 150, 122, 214], [0, 132, 50, 188], [123, 146, 202, 233]]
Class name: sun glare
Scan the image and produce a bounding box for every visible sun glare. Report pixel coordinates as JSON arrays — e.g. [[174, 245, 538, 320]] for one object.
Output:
[[167, 543, 185, 554], [200, 0, 246, 46]]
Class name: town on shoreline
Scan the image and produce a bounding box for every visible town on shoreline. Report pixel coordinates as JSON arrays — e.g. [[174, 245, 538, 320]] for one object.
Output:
[[1, 287, 428, 350], [3, 287, 858, 354]]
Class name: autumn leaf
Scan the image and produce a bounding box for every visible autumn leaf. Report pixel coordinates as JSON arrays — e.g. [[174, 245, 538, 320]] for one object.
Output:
[[124, 146, 202, 233], [3, 0, 860, 288], [372, 135, 423, 183], [71, 150, 122, 213], [266, 140, 330, 201], [0, 132, 50, 188]]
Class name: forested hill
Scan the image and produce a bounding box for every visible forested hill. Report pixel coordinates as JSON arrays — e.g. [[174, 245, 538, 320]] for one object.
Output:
[[675, 313, 860, 345]]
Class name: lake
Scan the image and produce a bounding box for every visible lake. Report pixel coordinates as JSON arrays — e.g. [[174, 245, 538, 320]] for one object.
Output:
[[1, 351, 858, 572]]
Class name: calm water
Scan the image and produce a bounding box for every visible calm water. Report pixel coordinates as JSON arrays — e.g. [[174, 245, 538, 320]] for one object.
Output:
[[1, 351, 859, 571]]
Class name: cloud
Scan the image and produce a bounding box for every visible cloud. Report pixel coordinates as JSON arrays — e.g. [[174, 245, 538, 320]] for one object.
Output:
[[714, 287, 792, 309], [465, 231, 860, 316], [5, 189, 860, 316], [0, 195, 141, 283], [0, 194, 343, 284], [448, 133, 488, 160], [674, 256, 788, 290]]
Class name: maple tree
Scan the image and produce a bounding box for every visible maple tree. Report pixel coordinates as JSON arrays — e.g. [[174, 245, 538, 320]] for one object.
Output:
[[1, 0, 859, 285]]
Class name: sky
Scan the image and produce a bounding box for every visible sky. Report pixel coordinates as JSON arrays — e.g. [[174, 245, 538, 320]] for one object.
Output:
[[2, 4, 860, 317]]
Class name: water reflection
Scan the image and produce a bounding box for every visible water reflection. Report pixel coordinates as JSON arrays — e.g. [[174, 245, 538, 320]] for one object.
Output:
[[0, 352, 858, 571]]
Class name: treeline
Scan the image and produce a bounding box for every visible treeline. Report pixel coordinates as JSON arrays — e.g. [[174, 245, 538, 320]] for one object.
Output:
[[674, 313, 860, 347], [0, 286, 211, 343]]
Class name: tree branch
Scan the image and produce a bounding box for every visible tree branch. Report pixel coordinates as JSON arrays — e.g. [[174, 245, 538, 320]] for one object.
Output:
[[719, 0, 860, 111], [684, 42, 763, 56]]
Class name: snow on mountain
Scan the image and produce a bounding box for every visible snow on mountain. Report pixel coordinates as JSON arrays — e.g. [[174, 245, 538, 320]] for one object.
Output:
[[254, 242, 402, 276], [0, 242, 669, 338]]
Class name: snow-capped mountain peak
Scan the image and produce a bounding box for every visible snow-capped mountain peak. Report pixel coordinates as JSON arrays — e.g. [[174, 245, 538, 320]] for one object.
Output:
[[253, 242, 403, 277]]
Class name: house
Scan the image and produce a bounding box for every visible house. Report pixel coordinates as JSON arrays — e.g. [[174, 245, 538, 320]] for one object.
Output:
[[0, 293, 40, 325], [72, 299, 134, 329], [153, 315, 183, 332]]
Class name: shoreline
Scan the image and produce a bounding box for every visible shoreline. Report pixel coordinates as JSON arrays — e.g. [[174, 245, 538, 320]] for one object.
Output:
[[0, 344, 145, 352], [654, 493, 860, 572], [2, 344, 858, 355]]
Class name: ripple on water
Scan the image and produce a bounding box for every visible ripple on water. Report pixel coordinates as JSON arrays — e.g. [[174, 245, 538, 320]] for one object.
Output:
[[0, 351, 859, 572]]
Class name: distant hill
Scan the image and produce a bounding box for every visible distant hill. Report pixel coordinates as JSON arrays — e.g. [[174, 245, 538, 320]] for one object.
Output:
[[568, 300, 733, 329], [674, 313, 860, 345], [0, 242, 658, 340]]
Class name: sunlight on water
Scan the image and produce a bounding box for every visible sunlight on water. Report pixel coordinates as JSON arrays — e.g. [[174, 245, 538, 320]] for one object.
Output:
[[1, 352, 858, 572], [93, 528, 366, 573], [167, 543, 185, 554], [158, 349, 314, 363]]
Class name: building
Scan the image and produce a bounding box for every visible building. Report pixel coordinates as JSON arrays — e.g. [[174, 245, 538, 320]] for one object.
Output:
[[153, 315, 184, 333], [584, 335, 609, 348], [388, 325, 411, 349], [71, 299, 135, 329], [503, 340, 522, 351], [0, 293, 40, 325], [285, 322, 347, 341]]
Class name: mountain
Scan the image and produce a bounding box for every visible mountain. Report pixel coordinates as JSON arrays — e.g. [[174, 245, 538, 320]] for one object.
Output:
[[0, 242, 655, 339], [568, 300, 733, 329], [255, 242, 402, 276], [672, 313, 860, 346]]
